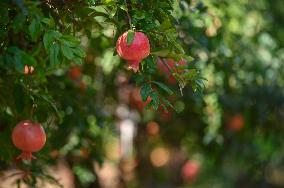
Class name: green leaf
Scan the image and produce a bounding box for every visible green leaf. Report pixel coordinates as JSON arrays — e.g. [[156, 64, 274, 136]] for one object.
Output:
[[140, 83, 152, 102], [74, 57, 83, 65], [169, 53, 194, 62], [160, 19, 172, 30], [41, 17, 55, 28], [148, 92, 159, 110], [61, 44, 74, 60], [43, 30, 61, 50], [182, 55, 194, 62], [151, 49, 170, 57], [119, 5, 128, 11], [127, 30, 135, 45], [152, 81, 174, 95], [134, 74, 145, 85], [28, 19, 42, 41], [21, 51, 36, 66], [60, 35, 81, 47], [49, 43, 60, 65], [133, 10, 146, 20], [162, 97, 177, 112], [143, 57, 156, 74], [73, 47, 86, 58], [13, 13, 25, 33], [183, 69, 198, 80]]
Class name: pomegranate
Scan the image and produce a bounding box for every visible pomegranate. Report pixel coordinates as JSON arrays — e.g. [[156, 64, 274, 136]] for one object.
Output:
[[146, 121, 160, 136], [181, 160, 200, 183], [12, 120, 46, 161], [69, 66, 82, 80], [116, 31, 150, 72], [227, 114, 244, 132]]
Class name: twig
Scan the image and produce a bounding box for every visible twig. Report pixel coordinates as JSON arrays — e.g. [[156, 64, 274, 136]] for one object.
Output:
[[161, 58, 174, 75], [161, 58, 184, 96], [125, 0, 132, 29], [30, 104, 37, 119]]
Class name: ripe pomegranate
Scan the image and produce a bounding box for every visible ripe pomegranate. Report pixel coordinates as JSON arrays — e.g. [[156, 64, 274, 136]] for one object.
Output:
[[181, 160, 200, 183], [12, 120, 46, 161], [69, 66, 82, 80], [157, 58, 187, 84], [116, 31, 150, 72], [146, 121, 160, 136], [227, 114, 244, 132]]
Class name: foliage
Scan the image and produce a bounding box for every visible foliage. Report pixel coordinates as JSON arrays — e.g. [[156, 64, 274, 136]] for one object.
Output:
[[0, 0, 201, 187], [1, 0, 284, 187]]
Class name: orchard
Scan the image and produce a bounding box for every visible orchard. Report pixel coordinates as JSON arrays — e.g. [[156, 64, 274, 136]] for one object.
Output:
[[1, 0, 284, 187]]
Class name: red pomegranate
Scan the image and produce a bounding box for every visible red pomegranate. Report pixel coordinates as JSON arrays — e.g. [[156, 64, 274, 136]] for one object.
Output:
[[146, 121, 160, 136], [227, 114, 244, 132], [181, 160, 201, 182], [157, 58, 187, 84], [116, 31, 150, 72], [69, 66, 82, 80], [12, 120, 46, 161]]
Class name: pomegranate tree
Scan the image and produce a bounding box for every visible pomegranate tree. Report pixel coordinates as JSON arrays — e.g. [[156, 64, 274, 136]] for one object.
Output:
[[12, 120, 46, 161], [116, 31, 150, 72]]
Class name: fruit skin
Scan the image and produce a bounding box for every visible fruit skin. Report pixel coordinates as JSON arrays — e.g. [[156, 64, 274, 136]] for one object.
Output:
[[181, 160, 201, 183], [116, 31, 150, 72], [12, 120, 46, 161]]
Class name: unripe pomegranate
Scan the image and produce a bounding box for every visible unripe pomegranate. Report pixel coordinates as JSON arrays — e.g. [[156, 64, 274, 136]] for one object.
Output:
[[181, 160, 200, 182], [116, 31, 150, 72], [12, 120, 46, 161]]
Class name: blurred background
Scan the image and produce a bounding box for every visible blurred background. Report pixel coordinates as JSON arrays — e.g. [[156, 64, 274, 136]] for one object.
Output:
[[1, 0, 284, 187]]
